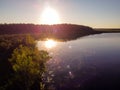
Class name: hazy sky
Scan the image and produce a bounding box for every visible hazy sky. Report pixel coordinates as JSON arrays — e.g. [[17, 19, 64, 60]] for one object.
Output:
[[0, 0, 120, 28]]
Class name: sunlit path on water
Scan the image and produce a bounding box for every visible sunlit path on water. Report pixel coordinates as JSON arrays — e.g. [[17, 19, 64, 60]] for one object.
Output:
[[45, 39, 57, 49], [36, 39, 58, 50], [36, 33, 120, 89]]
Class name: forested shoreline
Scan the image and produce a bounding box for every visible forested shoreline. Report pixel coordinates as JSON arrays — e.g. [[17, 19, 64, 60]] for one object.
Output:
[[0, 24, 99, 38]]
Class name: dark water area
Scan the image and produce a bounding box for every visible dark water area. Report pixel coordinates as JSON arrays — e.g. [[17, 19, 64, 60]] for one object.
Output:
[[36, 33, 120, 90]]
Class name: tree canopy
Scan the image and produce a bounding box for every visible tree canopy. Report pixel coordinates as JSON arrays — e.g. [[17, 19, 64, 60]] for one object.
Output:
[[0, 34, 51, 90]]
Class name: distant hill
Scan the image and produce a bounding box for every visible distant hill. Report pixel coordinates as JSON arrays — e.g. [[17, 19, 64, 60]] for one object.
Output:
[[0, 24, 96, 34], [0, 24, 102, 40], [94, 28, 120, 33]]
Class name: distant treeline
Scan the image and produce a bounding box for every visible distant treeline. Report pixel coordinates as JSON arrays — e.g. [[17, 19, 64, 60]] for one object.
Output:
[[94, 28, 120, 32], [0, 24, 99, 39]]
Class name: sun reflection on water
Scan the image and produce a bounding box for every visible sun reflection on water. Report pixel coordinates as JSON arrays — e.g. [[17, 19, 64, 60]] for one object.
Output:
[[45, 39, 57, 49]]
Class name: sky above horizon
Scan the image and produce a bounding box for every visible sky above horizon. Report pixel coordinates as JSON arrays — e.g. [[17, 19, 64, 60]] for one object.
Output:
[[0, 0, 120, 28]]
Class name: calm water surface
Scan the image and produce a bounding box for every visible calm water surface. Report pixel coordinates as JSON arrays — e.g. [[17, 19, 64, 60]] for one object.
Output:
[[36, 33, 120, 89]]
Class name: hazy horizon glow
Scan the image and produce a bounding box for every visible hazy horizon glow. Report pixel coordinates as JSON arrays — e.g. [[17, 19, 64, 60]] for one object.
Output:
[[0, 0, 120, 28]]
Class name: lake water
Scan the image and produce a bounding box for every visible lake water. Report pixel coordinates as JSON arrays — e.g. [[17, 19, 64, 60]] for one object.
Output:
[[36, 33, 120, 90]]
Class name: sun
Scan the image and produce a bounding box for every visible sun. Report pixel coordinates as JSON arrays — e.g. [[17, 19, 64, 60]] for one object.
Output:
[[41, 7, 60, 25], [45, 39, 57, 49]]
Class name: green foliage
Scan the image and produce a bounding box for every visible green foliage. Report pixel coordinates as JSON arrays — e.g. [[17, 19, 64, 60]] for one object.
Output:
[[0, 34, 51, 90], [9, 44, 51, 90]]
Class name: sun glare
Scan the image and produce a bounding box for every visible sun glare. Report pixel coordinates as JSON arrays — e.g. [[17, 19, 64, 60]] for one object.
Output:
[[45, 39, 57, 49], [41, 7, 60, 25]]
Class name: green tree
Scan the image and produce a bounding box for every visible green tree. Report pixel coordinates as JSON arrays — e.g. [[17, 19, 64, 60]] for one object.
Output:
[[9, 44, 51, 90]]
